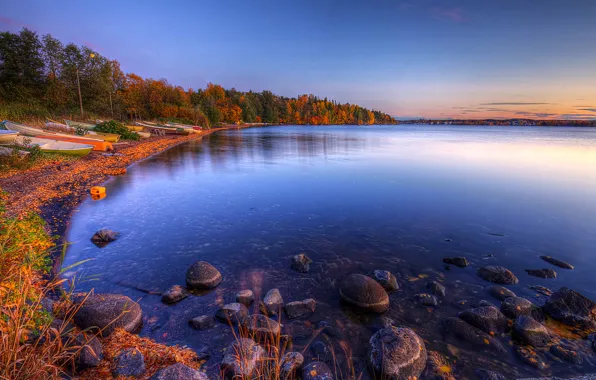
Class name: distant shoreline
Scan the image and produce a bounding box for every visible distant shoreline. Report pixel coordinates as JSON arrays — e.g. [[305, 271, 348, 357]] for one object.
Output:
[[395, 119, 596, 127]]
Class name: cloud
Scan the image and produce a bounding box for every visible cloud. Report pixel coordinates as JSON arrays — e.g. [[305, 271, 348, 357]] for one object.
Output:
[[577, 108, 596, 113], [431, 7, 465, 23], [0, 16, 18, 26], [480, 102, 550, 106], [560, 113, 596, 120], [574, 105, 593, 108]]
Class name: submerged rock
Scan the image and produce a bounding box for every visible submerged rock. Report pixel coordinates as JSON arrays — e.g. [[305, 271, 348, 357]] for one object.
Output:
[[514, 345, 546, 369], [540, 255, 574, 269], [458, 305, 509, 334], [443, 257, 470, 268], [150, 363, 207, 380], [487, 285, 516, 301], [221, 338, 264, 378], [302, 361, 334, 380], [530, 285, 553, 297], [550, 345, 582, 364], [415, 293, 438, 306], [475, 369, 506, 380], [90, 229, 120, 247], [240, 314, 281, 340], [543, 287, 596, 330], [73, 294, 142, 336], [285, 299, 316, 319], [442, 317, 505, 352], [281, 352, 304, 377], [477, 266, 518, 285], [262, 288, 284, 316], [311, 340, 331, 361], [291, 253, 313, 273], [339, 274, 389, 313], [368, 327, 427, 380], [236, 289, 254, 306], [114, 348, 145, 377], [372, 270, 399, 291], [525, 268, 557, 279], [501, 297, 534, 319], [427, 281, 446, 297], [512, 315, 551, 347], [216, 303, 249, 325], [161, 285, 189, 304], [189, 315, 215, 330], [185, 261, 222, 289]]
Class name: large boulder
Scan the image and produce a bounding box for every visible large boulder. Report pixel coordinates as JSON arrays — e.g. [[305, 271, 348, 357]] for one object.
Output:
[[240, 314, 280, 341], [512, 315, 551, 347], [525, 268, 557, 279], [216, 303, 249, 325], [90, 229, 120, 247], [487, 285, 516, 301], [161, 285, 189, 304], [540, 255, 574, 269], [442, 317, 505, 352], [292, 253, 313, 273], [302, 361, 334, 380], [73, 294, 142, 336], [368, 326, 427, 379], [149, 363, 207, 380], [500, 297, 533, 319], [339, 274, 389, 313], [262, 289, 284, 316], [477, 266, 518, 284], [372, 270, 399, 291], [113, 348, 145, 377], [285, 299, 316, 319], [221, 338, 264, 378], [185, 261, 222, 289], [543, 287, 596, 331], [458, 306, 509, 334]]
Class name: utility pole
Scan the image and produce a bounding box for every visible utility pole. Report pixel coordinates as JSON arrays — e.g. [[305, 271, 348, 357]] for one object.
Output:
[[76, 68, 83, 118]]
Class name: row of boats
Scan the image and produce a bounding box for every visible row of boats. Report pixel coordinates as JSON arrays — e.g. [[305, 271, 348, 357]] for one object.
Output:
[[0, 119, 202, 157]]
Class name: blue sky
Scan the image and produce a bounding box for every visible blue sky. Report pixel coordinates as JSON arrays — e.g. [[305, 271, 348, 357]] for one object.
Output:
[[2, 0, 595, 119]]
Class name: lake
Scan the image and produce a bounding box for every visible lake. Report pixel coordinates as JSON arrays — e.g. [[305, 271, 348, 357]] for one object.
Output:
[[63, 125, 596, 378]]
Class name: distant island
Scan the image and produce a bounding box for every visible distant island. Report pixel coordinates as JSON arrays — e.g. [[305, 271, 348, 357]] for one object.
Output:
[[396, 118, 596, 127]]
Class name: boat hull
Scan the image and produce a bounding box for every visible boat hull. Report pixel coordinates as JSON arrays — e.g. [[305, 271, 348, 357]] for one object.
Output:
[[0, 131, 18, 145], [35, 135, 112, 152]]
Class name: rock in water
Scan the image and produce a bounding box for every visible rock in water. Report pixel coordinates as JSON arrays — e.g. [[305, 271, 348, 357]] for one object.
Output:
[[113, 348, 145, 377], [427, 281, 446, 297], [540, 255, 574, 269], [240, 314, 280, 341], [189, 315, 215, 330], [302, 361, 334, 380], [236, 289, 254, 306], [73, 294, 142, 336], [442, 317, 505, 352], [487, 285, 516, 301], [281, 351, 304, 377], [285, 299, 316, 319], [475, 369, 506, 380], [339, 274, 389, 313], [263, 288, 284, 316], [512, 315, 551, 347], [221, 338, 264, 378], [90, 229, 120, 247], [372, 270, 399, 291], [500, 297, 534, 319], [525, 268, 557, 279], [477, 266, 519, 285], [216, 303, 248, 325], [543, 287, 596, 331], [185, 261, 222, 289], [368, 326, 427, 379], [150, 363, 208, 380], [550, 345, 582, 364], [291, 253, 313, 273], [424, 351, 455, 380], [415, 293, 438, 306], [514, 346, 546, 369], [458, 306, 509, 334], [442, 257, 470, 268], [161, 285, 189, 304], [311, 340, 331, 361]]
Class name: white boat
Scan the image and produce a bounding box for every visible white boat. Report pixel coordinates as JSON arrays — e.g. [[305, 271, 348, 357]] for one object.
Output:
[[15, 136, 93, 156], [0, 130, 18, 145], [135, 131, 151, 139], [2, 120, 103, 142]]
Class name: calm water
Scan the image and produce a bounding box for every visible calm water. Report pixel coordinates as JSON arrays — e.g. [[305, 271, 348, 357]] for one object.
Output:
[[64, 125, 596, 378]]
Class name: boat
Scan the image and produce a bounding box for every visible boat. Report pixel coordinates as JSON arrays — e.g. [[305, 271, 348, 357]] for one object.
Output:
[[126, 125, 144, 132], [46, 119, 74, 133], [0, 130, 18, 145], [168, 121, 203, 132], [134, 121, 190, 135], [64, 120, 121, 142], [135, 131, 151, 139], [15, 136, 93, 156], [35, 134, 112, 152]]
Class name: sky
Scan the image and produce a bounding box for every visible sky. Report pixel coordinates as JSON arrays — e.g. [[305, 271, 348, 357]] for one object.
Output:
[[2, 0, 596, 120]]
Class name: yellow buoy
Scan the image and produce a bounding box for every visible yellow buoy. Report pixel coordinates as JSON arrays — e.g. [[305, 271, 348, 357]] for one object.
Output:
[[90, 186, 106, 196]]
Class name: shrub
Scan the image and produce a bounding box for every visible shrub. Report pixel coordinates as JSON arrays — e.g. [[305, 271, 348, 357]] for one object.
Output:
[[94, 120, 139, 141]]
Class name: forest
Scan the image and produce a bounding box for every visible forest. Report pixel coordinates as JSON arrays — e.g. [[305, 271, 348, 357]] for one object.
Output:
[[0, 28, 396, 127]]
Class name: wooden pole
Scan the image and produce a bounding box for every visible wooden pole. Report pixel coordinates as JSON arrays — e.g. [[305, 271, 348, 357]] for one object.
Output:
[[76, 68, 83, 118], [109, 92, 113, 117]]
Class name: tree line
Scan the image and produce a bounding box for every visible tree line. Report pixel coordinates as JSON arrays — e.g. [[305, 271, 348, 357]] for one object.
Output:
[[0, 28, 396, 127]]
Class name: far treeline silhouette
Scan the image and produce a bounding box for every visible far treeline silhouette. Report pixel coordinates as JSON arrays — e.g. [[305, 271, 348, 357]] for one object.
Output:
[[0, 28, 396, 127]]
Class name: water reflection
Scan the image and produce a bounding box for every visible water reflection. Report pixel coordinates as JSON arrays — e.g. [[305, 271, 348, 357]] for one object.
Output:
[[64, 125, 596, 378]]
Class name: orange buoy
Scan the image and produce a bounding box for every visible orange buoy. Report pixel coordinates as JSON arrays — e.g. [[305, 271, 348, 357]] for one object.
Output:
[[90, 186, 106, 196]]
